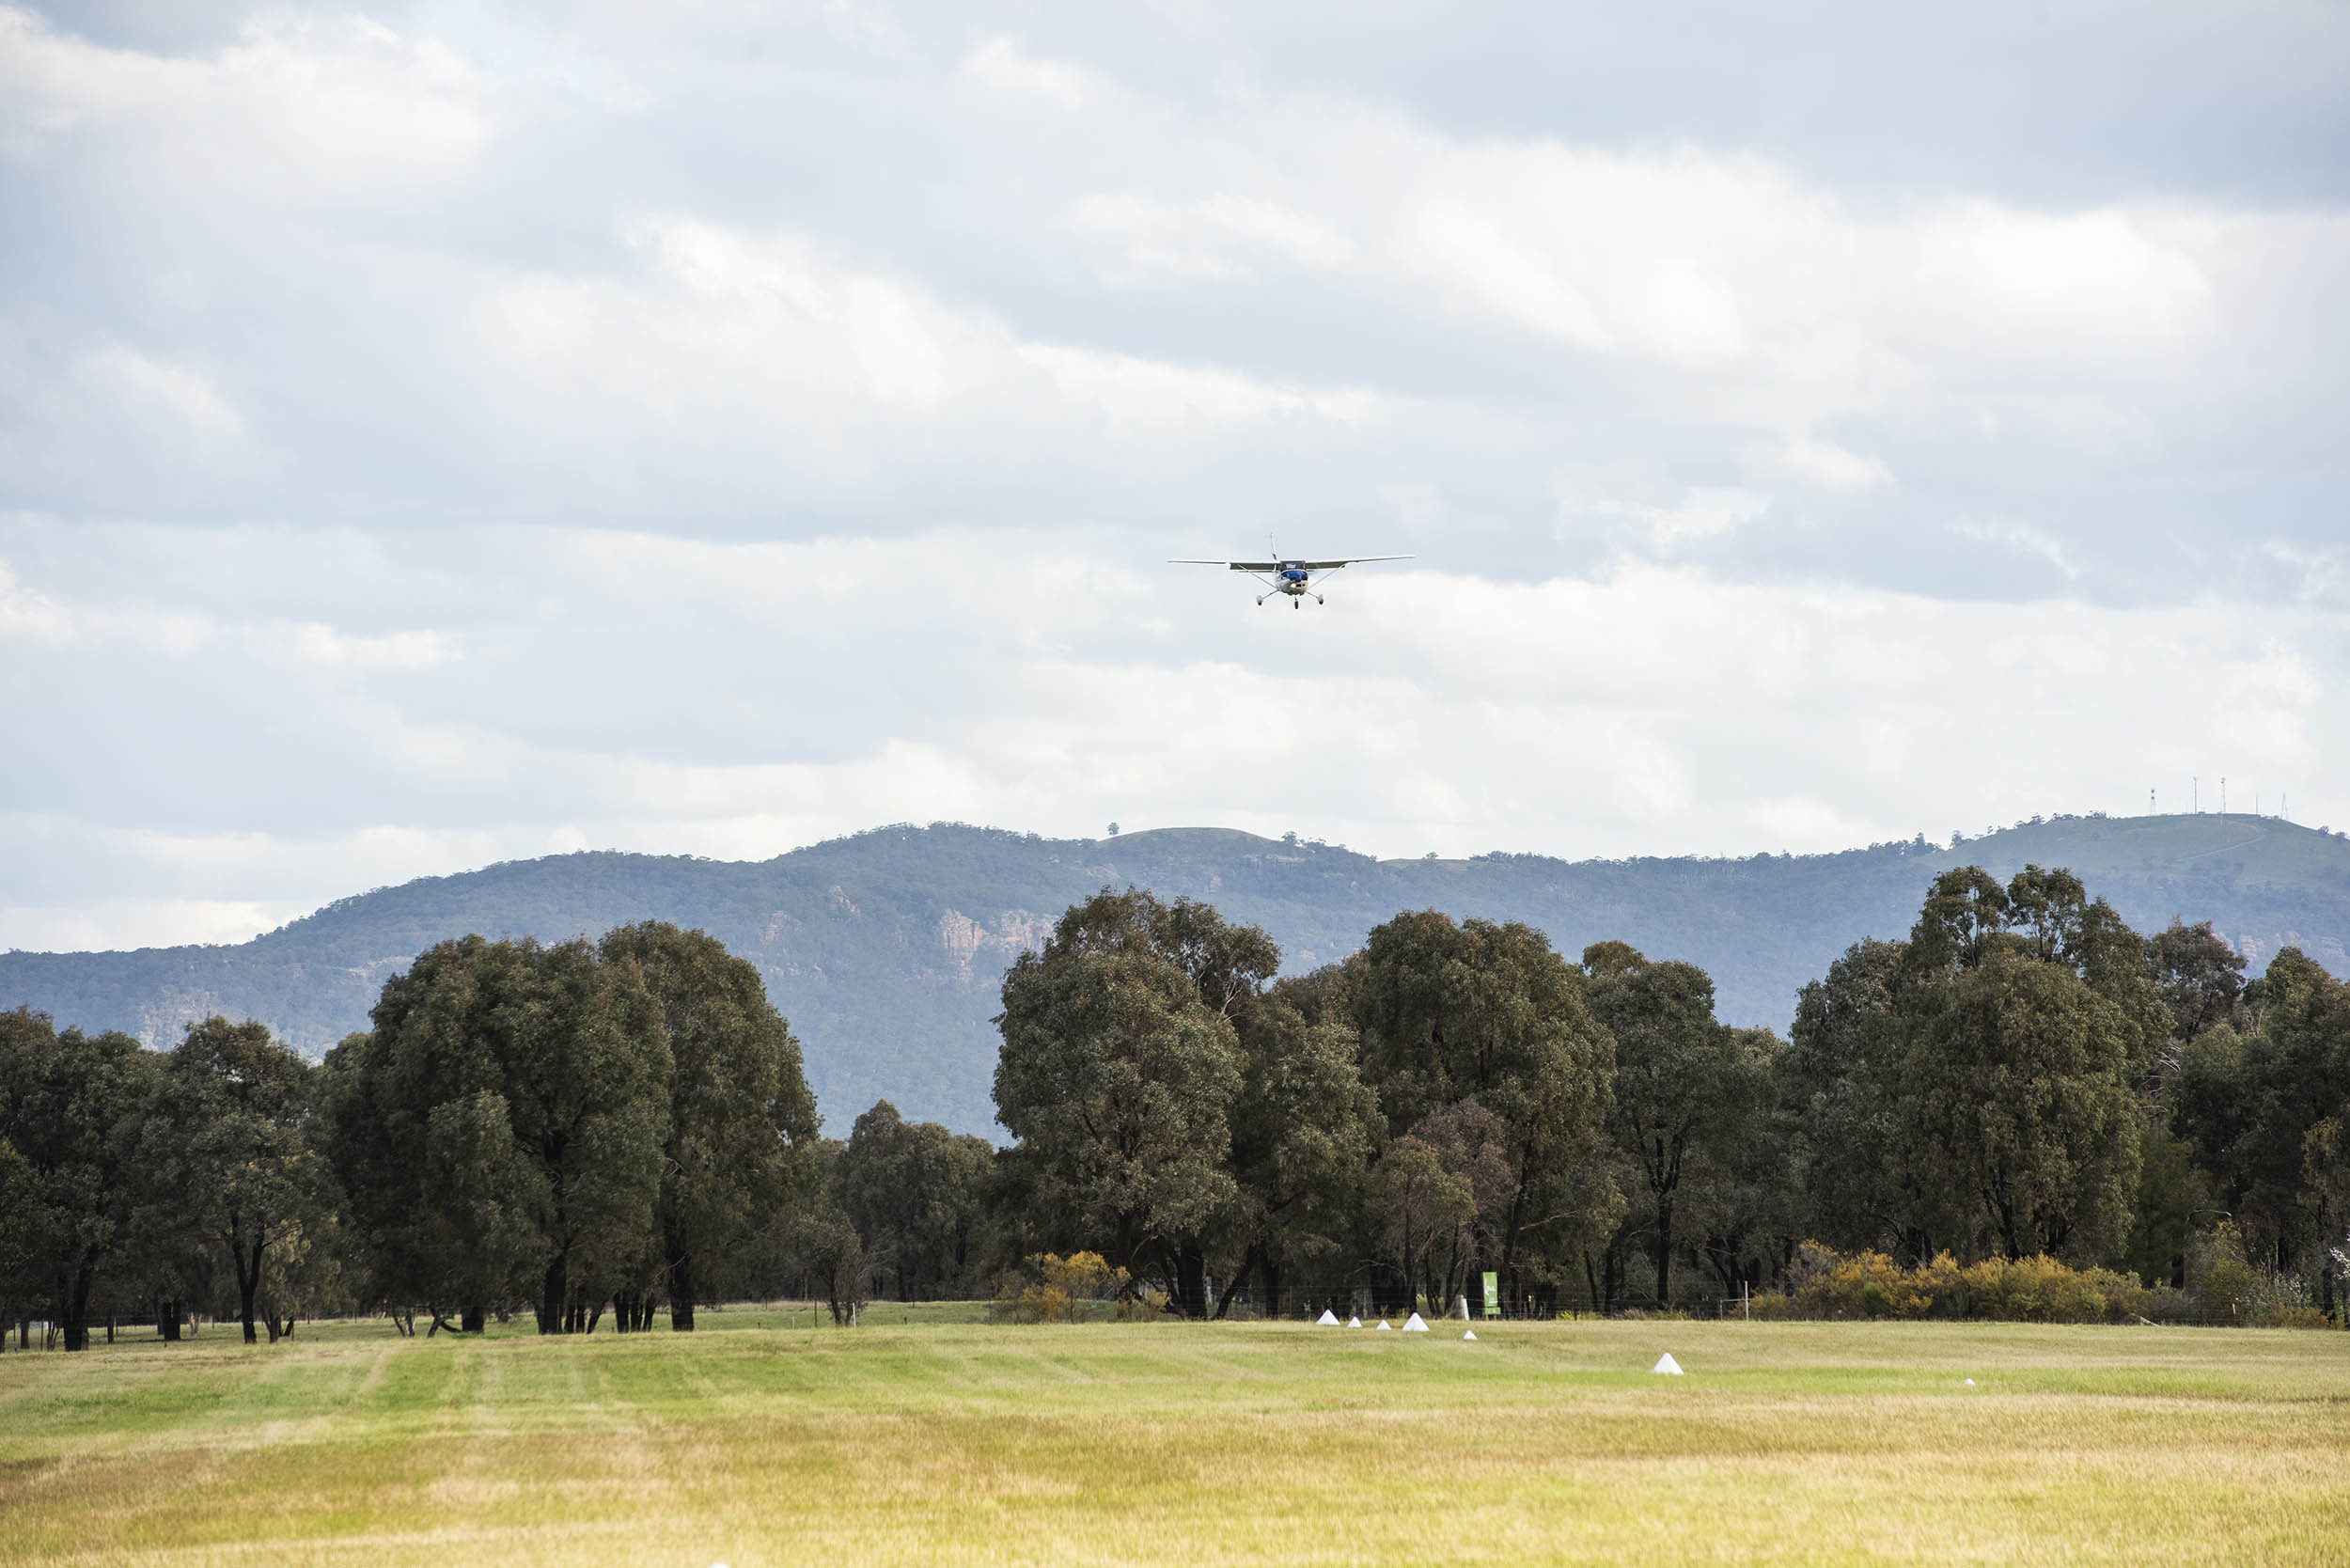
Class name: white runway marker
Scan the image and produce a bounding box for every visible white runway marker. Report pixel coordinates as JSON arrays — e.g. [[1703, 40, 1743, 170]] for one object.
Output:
[[1653, 1353, 1684, 1374]]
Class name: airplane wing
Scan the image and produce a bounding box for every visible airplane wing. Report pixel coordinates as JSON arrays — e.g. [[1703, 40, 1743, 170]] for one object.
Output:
[[1169, 559, 1285, 571], [1297, 556, 1413, 570]]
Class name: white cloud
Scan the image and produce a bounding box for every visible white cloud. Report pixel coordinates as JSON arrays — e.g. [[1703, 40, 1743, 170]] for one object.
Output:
[[0, 5, 2345, 952], [0, 898, 310, 953], [6, 522, 2342, 949], [1745, 433, 1892, 494], [1910, 203, 2213, 354], [83, 347, 243, 439], [0, 7, 495, 199], [0, 557, 70, 643], [958, 36, 1103, 110], [1073, 192, 1355, 285], [1406, 198, 1611, 350], [1951, 519, 2080, 580]]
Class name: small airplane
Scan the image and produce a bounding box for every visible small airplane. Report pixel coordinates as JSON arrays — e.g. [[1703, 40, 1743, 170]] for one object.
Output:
[[1170, 545, 1413, 607]]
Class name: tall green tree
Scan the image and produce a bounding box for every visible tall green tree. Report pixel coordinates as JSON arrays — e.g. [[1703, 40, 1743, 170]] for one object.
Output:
[[0, 1009, 156, 1350], [138, 1018, 335, 1344], [1370, 1133, 1471, 1313], [1351, 913, 1619, 1304], [1580, 943, 1775, 1307], [2147, 919, 2248, 1049], [600, 922, 819, 1330], [1375, 1098, 1513, 1312], [330, 936, 670, 1333], [1782, 937, 1921, 1259], [1219, 975, 1380, 1315], [2172, 948, 2350, 1271], [994, 890, 1261, 1315], [1891, 867, 2144, 1262], [1895, 950, 2139, 1261], [834, 1099, 994, 1300], [0, 1137, 37, 1341]]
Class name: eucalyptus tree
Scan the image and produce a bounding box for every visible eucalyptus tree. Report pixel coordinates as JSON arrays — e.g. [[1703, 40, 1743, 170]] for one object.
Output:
[[1780, 939, 1904, 1256], [1896, 949, 2139, 1262], [2172, 948, 2350, 1271], [600, 922, 819, 1329], [2146, 920, 2248, 1049], [331, 936, 670, 1333], [1889, 867, 2145, 1262], [834, 1099, 994, 1300], [0, 1137, 35, 1341], [0, 1009, 156, 1350], [1219, 980, 1380, 1315], [1373, 1098, 1512, 1312], [993, 889, 1264, 1315], [139, 1017, 335, 1343], [1579, 943, 1774, 1307], [1350, 913, 1619, 1303]]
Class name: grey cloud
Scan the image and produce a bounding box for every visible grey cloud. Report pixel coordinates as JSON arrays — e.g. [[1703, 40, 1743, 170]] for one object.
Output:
[[2, 2, 2347, 949]]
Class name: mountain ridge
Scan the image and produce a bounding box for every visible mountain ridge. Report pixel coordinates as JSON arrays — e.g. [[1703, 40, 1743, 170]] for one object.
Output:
[[6, 813, 2346, 1137]]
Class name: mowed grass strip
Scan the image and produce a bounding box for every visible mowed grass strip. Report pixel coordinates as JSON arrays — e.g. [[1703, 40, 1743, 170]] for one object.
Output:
[[1, 1318, 2345, 1566]]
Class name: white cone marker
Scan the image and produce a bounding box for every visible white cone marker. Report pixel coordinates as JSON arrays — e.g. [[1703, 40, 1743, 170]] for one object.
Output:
[[1316, 1309, 1340, 1325], [1402, 1312, 1430, 1332], [1653, 1353, 1684, 1375], [1375, 1319, 1393, 1331], [1346, 1316, 1362, 1328], [1463, 1329, 1478, 1341]]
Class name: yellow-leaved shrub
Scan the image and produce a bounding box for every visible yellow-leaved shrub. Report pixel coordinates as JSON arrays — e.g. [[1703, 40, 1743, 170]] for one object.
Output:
[[990, 1251, 1133, 1324], [1781, 1244, 2149, 1322]]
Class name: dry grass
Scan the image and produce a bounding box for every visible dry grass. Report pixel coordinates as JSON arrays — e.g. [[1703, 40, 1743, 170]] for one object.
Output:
[[2, 1312, 2346, 1566]]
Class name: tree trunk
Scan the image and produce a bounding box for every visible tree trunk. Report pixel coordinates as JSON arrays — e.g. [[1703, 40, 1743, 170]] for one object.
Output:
[[1212, 1244, 1259, 1321], [1653, 1197, 1675, 1309], [668, 1250, 697, 1332], [462, 1304, 485, 1334], [1172, 1243, 1208, 1319], [537, 1254, 568, 1334], [236, 1231, 265, 1345], [61, 1257, 97, 1352]]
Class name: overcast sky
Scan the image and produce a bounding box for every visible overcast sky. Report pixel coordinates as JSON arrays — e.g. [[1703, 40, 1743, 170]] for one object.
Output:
[[4, 0, 2347, 952]]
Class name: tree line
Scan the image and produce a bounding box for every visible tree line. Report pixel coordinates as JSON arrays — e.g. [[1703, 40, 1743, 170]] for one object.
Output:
[[4, 865, 2346, 1346], [982, 868, 2347, 1319]]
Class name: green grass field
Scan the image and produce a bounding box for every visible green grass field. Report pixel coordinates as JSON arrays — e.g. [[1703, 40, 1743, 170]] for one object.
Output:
[[3, 1311, 2346, 1566]]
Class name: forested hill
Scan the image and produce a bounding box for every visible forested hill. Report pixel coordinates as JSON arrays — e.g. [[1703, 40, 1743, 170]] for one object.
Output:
[[5, 812, 2346, 1136]]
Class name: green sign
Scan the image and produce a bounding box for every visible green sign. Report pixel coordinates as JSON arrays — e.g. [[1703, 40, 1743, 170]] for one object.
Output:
[[1481, 1272, 1500, 1318]]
